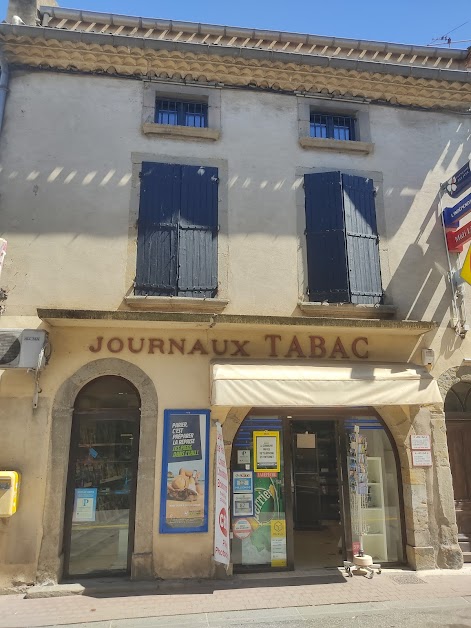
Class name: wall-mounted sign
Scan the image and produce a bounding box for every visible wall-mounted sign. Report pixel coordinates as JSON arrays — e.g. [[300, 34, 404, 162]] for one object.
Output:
[[160, 410, 209, 534], [253, 431, 280, 473], [296, 432, 316, 449], [233, 471, 253, 493], [233, 492, 254, 517], [411, 435, 431, 450], [88, 334, 370, 360], [412, 450, 433, 467], [443, 192, 471, 227], [73, 488, 97, 523], [214, 421, 230, 565], [460, 245, 471, 285], [443, 160, 471, 199], [446, 221, 471, 252]]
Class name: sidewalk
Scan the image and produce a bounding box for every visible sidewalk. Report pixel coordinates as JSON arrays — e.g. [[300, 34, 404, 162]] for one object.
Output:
[[0, 566, 470, 628]]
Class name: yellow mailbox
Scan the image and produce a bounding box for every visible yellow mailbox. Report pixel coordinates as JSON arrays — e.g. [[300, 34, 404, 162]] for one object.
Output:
[[0, 471, 20, 517]]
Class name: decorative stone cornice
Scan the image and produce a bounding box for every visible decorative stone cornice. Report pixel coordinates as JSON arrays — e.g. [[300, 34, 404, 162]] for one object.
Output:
[[2, 33, 471, 110]]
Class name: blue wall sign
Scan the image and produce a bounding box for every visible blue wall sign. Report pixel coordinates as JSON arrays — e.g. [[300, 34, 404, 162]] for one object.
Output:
[[443, 160, 471, 199], [443, 192, 471, 227]]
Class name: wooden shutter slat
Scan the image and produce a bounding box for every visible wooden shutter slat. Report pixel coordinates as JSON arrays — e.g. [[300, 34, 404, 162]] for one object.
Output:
[[304, 171, 350, 303], [342, 174, 383, 305], [135, 162, 180, 296], [179, 165, 218, 298]]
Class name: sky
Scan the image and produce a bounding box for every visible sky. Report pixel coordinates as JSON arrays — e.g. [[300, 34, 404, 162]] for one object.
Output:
[[0, 0, 470, 49]]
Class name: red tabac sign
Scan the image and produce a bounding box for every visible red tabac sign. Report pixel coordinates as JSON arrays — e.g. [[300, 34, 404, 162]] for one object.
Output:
[[446, 221, 471, 252]]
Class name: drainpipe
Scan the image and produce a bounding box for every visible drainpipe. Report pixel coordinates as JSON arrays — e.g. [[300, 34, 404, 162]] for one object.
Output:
[[0, 55, 9, 136]]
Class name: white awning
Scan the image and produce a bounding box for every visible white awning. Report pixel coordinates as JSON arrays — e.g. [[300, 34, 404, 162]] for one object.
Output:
[[210, 361, 442, 407]]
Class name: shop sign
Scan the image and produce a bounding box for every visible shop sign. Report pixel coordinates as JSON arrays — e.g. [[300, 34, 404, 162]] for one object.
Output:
[[233, 471, 253, 493], [446, 220, 471, 252], [233, 492, 254, 517], [233, 518, 252, 540], [214, 421, 230, 565], [160, 410, 209, 534], [410, 435, 431, 450], [443, 160, 471, 199], [443, 191, 471, 227], [412, 450, 432, 467], [270, 519, 287, 567], [88, 335, 370, 360], [254, 431, 280, 473], [73, 488, 97, 523]]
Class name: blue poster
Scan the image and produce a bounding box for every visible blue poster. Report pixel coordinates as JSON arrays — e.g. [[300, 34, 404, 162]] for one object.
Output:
[[73, 488, 97, 523], [160, 410, 210, 534]]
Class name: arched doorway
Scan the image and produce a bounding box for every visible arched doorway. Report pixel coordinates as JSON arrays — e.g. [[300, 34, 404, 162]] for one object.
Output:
[[230, 411, 404, 572], [445, 382, 471, 562], [62, 376, 141, 577]]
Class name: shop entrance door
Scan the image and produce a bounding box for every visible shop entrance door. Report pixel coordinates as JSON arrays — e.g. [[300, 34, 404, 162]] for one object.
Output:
[[446, 420, 471, 561], [63, 376, 140, 578], [290, 420, 346, 569]]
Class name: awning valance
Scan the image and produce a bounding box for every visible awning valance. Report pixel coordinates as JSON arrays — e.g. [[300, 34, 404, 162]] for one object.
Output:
[[210, 361, 442, 407]]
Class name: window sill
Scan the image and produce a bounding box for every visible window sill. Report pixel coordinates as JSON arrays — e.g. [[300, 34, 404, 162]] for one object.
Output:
[[125, 296, 228, 313], [298, 302, 396, 320], [299, 137, 374, 155], [142, 123, 220, 141]]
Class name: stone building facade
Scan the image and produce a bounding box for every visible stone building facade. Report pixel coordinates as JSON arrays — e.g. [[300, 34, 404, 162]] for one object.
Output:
[[0, 0, 470, 588]]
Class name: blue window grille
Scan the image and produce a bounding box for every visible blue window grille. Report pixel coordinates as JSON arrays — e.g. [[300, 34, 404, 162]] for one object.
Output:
[[310, 112, 356, 141], [155, 98, 208, 128]]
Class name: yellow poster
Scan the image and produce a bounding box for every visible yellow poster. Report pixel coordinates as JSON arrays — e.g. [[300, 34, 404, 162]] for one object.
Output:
[[461, 245, 471, 285], [270, 519, 287, 567]]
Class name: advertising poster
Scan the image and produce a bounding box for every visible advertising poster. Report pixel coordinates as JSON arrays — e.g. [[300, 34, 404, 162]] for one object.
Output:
[[214, 421, 230, 565], [73, 488, 97, 523], [160, 410, 209, 533], [270, 519, 287, 567]]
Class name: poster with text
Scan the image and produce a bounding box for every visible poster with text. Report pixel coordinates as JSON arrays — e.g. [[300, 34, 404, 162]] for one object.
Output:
[[160, 410, 209, 533], [214, 421, 230, 564]]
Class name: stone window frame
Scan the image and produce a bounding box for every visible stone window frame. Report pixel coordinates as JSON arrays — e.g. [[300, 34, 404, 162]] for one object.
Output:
[[124, 152, 229, 312], [295, 165, 394, 318], [142, 81, 222, 141], [297, 95, 374, 155]]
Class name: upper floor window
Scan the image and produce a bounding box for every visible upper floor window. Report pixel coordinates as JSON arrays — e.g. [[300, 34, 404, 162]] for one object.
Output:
[[310, 112, 356, 141], [135, 162, 218, 298], [304, 171, 382, 304], [155, 98, 208, 128]]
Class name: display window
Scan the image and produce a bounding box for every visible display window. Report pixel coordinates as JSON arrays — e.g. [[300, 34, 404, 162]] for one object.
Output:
[[230, 413, 404, 572]]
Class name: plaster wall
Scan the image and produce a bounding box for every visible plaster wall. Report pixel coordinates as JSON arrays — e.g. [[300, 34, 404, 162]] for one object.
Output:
[[0, 73, 469, 342]]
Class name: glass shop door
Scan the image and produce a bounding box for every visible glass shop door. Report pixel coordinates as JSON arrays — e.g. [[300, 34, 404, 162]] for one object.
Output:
[[63, 412, 140, 577]]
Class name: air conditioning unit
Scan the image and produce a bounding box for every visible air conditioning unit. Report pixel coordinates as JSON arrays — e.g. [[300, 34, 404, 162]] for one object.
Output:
[[0, 329, 48, 369]]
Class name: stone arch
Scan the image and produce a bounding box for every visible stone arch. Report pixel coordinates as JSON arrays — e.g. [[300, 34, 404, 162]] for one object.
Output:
[[37, 358, 158, 583], [438, 364, 471, 406]]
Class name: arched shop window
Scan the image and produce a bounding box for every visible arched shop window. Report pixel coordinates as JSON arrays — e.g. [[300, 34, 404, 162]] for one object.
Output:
[[230, 414, 404, 571], [63, 376, 141, 577]]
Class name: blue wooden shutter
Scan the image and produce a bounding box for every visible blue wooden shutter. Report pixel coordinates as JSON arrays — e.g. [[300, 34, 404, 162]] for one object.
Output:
[[304, 172, 350, 302], [178, 165, 218, 298], [342, 174, 383, 305], [135, 162, 180, 296]]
